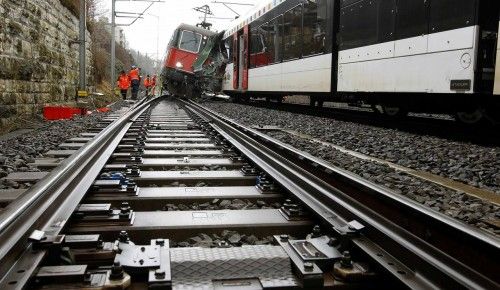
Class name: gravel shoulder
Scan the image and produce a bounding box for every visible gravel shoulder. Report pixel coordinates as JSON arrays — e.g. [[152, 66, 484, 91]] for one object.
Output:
[[204, 102, 500, 235], [205, 102, 500, 195], [0, 101, 128, 190]]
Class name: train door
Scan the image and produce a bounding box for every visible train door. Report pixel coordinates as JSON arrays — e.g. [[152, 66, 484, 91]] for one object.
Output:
[[233, 26, 249, 91], [242, 25, 249, 90], [233, 33, 238, 90], [239, 34, 245, 89], [475, 0, 500, 94]]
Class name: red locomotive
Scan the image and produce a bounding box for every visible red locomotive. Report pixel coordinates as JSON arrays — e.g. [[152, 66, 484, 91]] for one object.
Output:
[[161, 24, 217, 97]]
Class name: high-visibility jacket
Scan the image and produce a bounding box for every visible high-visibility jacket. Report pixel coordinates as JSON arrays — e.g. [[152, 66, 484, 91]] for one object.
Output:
[[129, 68, 140, 81], [117, 75, 130, 90], [144, 78, 152, 88]]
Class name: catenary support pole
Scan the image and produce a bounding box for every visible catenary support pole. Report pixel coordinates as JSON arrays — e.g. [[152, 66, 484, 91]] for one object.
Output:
[[111, 0, 116, 96], [78, 0, 86, 96]]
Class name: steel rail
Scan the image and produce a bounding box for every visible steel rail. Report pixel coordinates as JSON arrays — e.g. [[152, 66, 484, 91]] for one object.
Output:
[[0, 97, 157, 287], [185, 100, 500, 290]]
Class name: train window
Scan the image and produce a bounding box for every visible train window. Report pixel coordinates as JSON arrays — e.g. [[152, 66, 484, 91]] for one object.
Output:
[[250, 27, 266, 68], [339, 0, 395, 50], [225, 38, 233, 64], [378, 0, 396, 43], [283, 5, 302, 60], [396, 0, 428, 39], [303, 0, 327, 57], [178, 30, 202, 53], [340, 1, 377, 50], [266, 16, 283, 64], [250, 28, 257, 68], [429, 0, 476, 34]]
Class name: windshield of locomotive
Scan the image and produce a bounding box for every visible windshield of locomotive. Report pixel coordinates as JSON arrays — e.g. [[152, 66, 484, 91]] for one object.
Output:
[[179, 30, 202, 53]]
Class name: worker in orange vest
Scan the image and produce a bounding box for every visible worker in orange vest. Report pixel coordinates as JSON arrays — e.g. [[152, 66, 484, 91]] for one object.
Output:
[[128, 65, 140, 100], [116, 70, 130, 100], [151, 74, 157, 96], [144, 75, 152, 97]]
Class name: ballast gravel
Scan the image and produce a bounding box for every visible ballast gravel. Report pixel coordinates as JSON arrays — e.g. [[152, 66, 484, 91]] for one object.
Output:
[[204, 102, 500, 194], [0, 103, 129, 190], [172, 231, 276, 248], [203, 102, 500, 235], [163, 198, 282, 211]]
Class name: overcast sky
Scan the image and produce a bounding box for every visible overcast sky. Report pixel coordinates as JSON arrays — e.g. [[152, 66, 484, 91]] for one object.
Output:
[[99, 0, 265, 61]]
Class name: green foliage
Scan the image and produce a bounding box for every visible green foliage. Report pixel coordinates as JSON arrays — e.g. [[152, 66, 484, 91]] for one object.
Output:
[[90, 17, 133, 84]]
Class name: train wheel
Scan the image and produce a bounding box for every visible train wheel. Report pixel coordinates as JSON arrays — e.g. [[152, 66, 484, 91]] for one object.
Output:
[[456, 109, 485, 124], [382, 105, 408, 118]]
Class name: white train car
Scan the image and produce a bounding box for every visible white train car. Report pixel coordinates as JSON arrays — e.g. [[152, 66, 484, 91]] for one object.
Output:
[[222, 0, 335, 97], [222, 0, 500, 123]]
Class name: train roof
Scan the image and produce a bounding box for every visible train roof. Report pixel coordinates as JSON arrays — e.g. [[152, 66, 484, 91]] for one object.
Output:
[[176, 23, 217, 36], [223, 0, 283, 39]]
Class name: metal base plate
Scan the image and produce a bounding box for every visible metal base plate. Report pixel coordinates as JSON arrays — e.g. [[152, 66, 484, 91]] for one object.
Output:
[[170, 245, 298, 289]]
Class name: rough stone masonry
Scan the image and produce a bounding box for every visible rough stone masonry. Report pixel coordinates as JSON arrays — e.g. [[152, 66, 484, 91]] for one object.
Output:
[[0, 0, 92, 129]]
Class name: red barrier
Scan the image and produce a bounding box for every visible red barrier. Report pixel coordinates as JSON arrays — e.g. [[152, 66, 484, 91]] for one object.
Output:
[[44, 106, 109, 120], [43, 106, 84, 120]]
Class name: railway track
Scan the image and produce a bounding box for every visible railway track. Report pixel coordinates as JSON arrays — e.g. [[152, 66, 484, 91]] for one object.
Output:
[[0, 96, 498, 289]]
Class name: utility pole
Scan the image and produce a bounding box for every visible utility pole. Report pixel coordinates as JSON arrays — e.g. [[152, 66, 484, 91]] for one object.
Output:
[[110, 0, 116, 96], [78, 0, 87, 99]]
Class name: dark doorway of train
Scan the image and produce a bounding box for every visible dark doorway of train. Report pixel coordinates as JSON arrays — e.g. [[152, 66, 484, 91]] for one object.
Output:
[[233, 26, 249, 92]]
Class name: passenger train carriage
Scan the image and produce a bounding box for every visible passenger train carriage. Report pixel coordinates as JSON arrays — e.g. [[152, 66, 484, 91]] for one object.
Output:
[[222, 0, 500, 124]]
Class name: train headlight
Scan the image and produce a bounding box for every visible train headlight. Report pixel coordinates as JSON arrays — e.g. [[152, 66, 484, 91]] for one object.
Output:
[[175, 62, 183, 69]]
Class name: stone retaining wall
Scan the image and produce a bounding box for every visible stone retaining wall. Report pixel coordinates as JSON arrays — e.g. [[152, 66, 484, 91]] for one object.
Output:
[[0, 0, 92, 128]]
